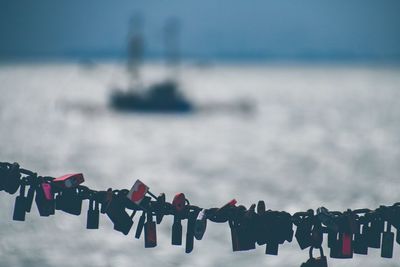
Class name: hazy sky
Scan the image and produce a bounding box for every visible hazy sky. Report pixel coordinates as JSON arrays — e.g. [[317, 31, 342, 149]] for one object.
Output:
[[1, 0, 399, 61]]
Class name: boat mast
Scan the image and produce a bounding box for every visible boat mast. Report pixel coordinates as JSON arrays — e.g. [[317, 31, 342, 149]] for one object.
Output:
[[164, 18, 180, 82], [127, 15, 144, 91]]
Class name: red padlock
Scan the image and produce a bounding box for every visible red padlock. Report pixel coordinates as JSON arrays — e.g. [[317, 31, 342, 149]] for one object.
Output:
[[53, 173, 84, 189]]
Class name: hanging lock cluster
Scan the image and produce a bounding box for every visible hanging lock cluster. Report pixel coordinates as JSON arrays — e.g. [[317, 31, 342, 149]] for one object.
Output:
[[2, 161, 400, 267]]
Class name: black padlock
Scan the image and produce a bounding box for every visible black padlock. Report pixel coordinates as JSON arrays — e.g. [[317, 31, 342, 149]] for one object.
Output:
[[105, 193, 133, 235], [155, 193, 166, 224], [185, 210, 198, 253], [194, 208, 207, 240], [301, 246, 328, 267], [367, 218, 383, 248], [2, 163, 21, 195], [171, 193, 186, 246], [381, 222, 394, 258], [296, 216, 313, 250], [353, 223, 368, 255], [135, 211, 146, 239], [25, 184, 35, 213], [264, 211, 281, 255], [144, 211, 157, 248], [35, 181, 55, 216], [327, 229, 338, 248], [229, 217, 240, 252], [56, 188, 82, 215], [13, 184, 27, 221], [87, 198, 100, 229]]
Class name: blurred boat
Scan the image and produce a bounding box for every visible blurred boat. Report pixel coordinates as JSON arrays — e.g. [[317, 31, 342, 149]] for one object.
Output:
[[110, 16, 193, 113], [110, 81, 193, 112]]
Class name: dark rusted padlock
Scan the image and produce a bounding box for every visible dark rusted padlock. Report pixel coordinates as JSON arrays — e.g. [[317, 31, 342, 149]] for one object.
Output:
[[171, 193, 186, 245], [25, 184, 35, 213], [353, 224, 368, 255], [135, 211, 146, 239], [13, 184, 27, 221], [381, 223, 394, 258], [105, 192, 133, 235], [55, 188, 82, 215], [35, 181, 55, 216], [86, 198, 100, 229], [185, 210, 198, 253], [194, 208, 207, 240], [1, 163, 21, 194], [155, 193, 166, 224], [229, 216, 240, 251], [367, 217, 384, 248], [144, 212, 157, 248], [296, 215, 313, 250]]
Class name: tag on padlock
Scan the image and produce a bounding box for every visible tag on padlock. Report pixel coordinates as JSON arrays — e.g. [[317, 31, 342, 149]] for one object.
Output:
[[381, 223, 394, 258], [144, 212, 157, 248], [171, 193, 186, 246], [194, 208, 207, 240], [87, 198, 100, 229], [13, 184, 27, 221], [56, 188, 82, 215], [135, 211, 146, 239], [127, 180, 149, 205], [53, 173, 84, 189], [35, 182, 55, 216]]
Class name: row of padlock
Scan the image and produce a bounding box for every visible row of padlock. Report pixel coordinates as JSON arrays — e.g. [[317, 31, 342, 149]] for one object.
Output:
[[2, 161, 400, 267]]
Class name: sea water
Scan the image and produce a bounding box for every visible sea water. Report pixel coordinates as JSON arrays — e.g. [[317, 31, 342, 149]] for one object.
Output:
[[0, 62, 399, 267]]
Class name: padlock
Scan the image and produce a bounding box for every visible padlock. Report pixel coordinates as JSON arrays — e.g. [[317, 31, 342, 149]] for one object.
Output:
[[341, 232, 353, 258], [144, 211, 157, 248], [311, 222, 323, 248], [25, 184, 35, 213], [105, 193, 133, 235], [229, 218, 240, 252], [155, 193, 166, 224], [327, 229, 338, 248], [127, 180, 149, 205], [171, 193, 186, 245], [86, 198, 100, 229], [381, 222, 394, 258], [35, 181, 55, 216], [194, 208, 207, 240], [2, 163, 21, 194], [135, 211, 146, 239], [53, 173, 84, 189], [185, 210, 198, 253], [301, 246, 328, 267], [353, 224, 368, 255], [100, 188, 113, 214], [329, 232, 352, 259], [55, 188, 82, 215], [296, 216, 313, 249], [13, 184, 27, 221]]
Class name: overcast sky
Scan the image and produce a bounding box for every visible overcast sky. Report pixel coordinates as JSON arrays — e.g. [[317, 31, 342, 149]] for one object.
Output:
[[1, 0, 399, 61]]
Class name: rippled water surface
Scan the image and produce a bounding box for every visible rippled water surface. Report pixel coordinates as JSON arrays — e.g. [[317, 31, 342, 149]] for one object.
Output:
[[0, 62, 400, 267]]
